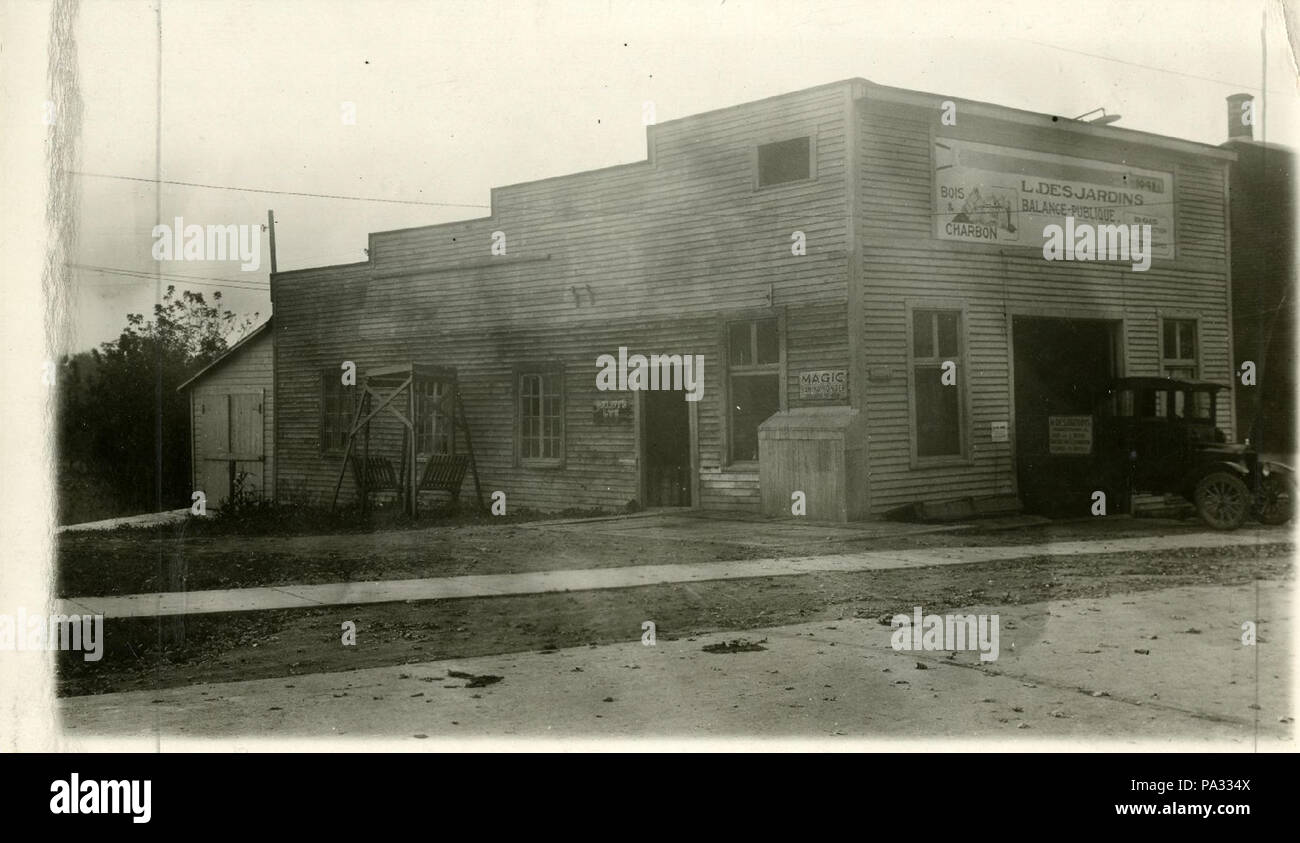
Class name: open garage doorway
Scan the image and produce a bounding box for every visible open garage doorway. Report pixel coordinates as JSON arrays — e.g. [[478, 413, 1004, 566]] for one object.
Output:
[[1013, 316, 1121, 517]]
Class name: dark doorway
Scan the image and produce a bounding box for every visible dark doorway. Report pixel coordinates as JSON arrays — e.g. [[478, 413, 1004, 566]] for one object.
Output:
[[1013, 317, 1119, 516], [642, 390, 691, 507]]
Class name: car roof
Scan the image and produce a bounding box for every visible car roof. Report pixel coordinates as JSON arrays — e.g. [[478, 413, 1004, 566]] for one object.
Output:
[[1105, 377, 1228, 392]]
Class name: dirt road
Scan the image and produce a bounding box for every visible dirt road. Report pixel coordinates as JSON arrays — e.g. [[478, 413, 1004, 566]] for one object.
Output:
[[59, 579, 1293, 745]]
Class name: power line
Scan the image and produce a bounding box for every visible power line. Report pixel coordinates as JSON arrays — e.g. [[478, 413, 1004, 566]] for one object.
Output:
[[70, 263, 272, 292], [1009, 36, 1279, 94], [72, 171, 491, 209], [69, 262, 268, 286]]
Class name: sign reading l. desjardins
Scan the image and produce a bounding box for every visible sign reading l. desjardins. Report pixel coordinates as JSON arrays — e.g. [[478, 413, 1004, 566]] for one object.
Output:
[[933, 138, 1175, 258]]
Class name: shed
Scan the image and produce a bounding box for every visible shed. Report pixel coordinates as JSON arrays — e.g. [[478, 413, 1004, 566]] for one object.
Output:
[[177, 319, 274, 508]]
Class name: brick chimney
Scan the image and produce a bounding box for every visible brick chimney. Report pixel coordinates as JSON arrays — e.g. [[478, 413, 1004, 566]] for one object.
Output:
[[1227, 93, 1254, 140]]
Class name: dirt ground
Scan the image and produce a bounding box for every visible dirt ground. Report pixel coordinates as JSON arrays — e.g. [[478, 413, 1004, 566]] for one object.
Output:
[[58, 539, 1292, 697], [59, 579, 1292, 742]]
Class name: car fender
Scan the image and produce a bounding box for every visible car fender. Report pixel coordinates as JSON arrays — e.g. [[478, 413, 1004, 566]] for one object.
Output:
[[1261, 461, 1295, 481], [1183, 460, 1250, 499]]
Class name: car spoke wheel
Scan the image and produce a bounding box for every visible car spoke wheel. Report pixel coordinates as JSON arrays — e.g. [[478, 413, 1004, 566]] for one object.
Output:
[[1256, 474, 1295, 525], [1195, 471, 1250, 530]]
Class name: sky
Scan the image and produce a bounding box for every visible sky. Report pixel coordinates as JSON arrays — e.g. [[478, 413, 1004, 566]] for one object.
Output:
[[64, 0, 1300, 352]]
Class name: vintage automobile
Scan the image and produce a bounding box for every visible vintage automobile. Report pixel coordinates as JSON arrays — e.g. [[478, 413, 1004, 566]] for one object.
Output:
[[1093, 377, 1294, 530]]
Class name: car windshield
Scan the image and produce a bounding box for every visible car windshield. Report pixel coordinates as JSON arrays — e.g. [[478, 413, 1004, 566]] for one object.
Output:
[[1103, 385, 1216, 421], [1158, 388, 1215, 420]]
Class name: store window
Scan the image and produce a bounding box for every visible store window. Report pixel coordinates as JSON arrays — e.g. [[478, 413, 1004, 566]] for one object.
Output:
[[910, 307, 965, 459], [320, 368, 355, 452], [1162, 318, 1198, 379], [727, 317, 782, 462], [518, 368, 564, 464]]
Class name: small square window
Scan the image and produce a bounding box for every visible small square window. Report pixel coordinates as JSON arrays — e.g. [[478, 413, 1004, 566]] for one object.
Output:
[[757, 137, 811, 187]]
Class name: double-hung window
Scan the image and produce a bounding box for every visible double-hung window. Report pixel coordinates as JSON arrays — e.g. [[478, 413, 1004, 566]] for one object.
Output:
[[518, 367, 564, 465], [320, 368, 355, 453], [416, 380, 451, 455], [910, 307, 965, 460], [727, 318, 782, 463], [1161, 318, 1198, 379]]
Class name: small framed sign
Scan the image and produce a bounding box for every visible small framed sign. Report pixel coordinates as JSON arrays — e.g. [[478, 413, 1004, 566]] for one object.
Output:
[[592, 399, 632, 424], [798, 369, 848, 400]]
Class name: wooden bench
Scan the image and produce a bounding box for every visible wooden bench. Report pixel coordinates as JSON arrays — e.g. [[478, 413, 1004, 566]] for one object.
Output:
[[419, 454, 471, 499], [351, 455, 398, 493]]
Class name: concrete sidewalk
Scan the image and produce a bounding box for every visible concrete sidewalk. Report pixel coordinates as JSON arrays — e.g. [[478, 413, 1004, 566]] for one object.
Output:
[[59, 528, 1291, 620], [58, 579, 1293, 744], [57, 508, 190, 533]]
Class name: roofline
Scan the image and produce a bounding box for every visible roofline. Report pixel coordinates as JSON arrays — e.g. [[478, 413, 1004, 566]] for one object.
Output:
[[296, 77, 1237, 270], [369, 213, 494, 239], [861, 80, 1238, 161], [368, 79, 863, 241], [1220, 137, 1297, 155], [271, 259, 370, 279], [649, 77, 858, 132], [1104, 376, 1231, 390], [176, 318, 273, 392]]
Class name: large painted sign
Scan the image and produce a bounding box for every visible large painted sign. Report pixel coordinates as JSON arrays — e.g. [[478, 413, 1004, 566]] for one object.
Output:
[[933, 138, 1174, 258]]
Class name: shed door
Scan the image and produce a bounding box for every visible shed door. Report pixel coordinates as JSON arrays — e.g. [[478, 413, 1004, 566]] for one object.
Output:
[[197, 394, 231, 506], [195, 391, 265, 507], [230, 392, 265, 498]]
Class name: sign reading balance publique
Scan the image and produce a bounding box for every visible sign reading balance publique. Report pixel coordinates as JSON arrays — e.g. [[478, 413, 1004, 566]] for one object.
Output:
[[933, 138, 1175, 258]]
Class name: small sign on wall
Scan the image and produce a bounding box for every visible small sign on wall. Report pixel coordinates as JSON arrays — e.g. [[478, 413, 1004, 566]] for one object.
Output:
[[798, 369, 848, 400], [1048, 415, 1093, 455], [990, 421, 1008, 442], [593, 399, 632, 424]]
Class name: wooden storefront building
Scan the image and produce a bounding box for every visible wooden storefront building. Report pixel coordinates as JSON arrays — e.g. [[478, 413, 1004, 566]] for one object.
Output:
[[270, 79, 1237, 520]]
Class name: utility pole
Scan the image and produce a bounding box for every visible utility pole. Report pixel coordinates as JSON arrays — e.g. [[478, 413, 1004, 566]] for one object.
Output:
[[267, 209, 278, 274]]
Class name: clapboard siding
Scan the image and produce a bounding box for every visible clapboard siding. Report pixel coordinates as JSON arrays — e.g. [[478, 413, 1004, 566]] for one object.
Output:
[[274, 296, 848, 511], [856, 94, 1232, 515], [189, 328, 275, 504], [365, 86, 850, 322], [272, 82, 858, 513]]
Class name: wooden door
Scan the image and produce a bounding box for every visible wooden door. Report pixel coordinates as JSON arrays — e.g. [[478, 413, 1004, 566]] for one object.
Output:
[[230, 392, 265, 499], [195, 391, 264, 507], [197, 394, 231, 506]]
